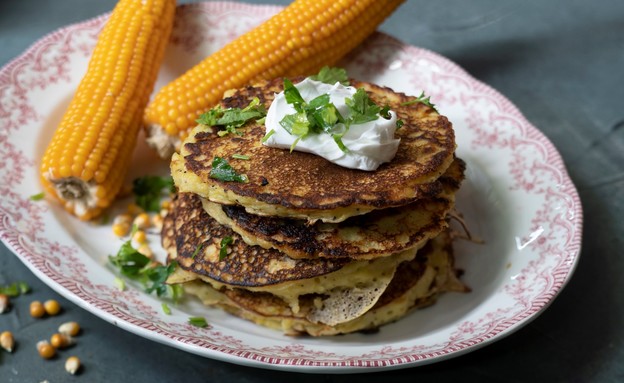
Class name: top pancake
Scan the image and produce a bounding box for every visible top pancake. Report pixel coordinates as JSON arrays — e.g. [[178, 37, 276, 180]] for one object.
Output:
[[171, 77, 456, 223]]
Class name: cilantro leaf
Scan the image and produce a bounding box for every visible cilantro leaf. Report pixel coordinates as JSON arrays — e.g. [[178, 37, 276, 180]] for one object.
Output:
[[30, 192, 45, 201], [209, 157, 248, 183], [282, 79, 306, 111], [132, 176, 174, 213], [401, 91, 438, 112], [145, 262, 178, 297], [197, 97, 267, 137], [188, 316, 208, 328], [345, 88, 382, 125], [310, 66, 350, 86], [109, 241, 151, 277], [0, 282, 30, 297], [109, 240, 182, 301], [219, 236, 234, 260]]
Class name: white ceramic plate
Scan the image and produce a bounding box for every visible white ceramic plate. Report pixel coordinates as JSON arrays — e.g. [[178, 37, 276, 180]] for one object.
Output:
[[0, 2, 582, 373]]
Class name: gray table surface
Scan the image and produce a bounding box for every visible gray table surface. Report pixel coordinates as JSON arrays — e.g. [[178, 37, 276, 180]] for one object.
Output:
[[1, 0, 623, 382]]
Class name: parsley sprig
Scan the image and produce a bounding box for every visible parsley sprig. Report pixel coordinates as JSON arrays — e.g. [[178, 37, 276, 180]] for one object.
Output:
[[279, 77, 392, 152], [209, 157, 248, 183], [401, 91, 438, 112], [109, 233, 183, 301], [310, 66, 349, 86], [132, 175, 175, 213], [0, 281, 30, 297], [197, 97, 267, 137]]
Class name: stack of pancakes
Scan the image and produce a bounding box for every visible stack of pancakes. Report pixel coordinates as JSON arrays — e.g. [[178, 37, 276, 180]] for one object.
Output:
[[163, 77, 469, 336]]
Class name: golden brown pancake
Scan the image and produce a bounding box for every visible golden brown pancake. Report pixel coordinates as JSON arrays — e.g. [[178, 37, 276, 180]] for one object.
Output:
[[171, 77, 457, 223], [201, 158, 465, 260], [181, 230, 468, 336], [165, 192, 348, 287]]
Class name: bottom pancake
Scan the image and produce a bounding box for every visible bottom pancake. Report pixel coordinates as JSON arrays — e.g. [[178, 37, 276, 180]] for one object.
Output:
[[179, 230, 468, 336]]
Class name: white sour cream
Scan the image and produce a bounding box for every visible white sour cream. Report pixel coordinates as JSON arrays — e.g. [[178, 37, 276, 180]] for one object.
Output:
[[263, 78, 400, 171]]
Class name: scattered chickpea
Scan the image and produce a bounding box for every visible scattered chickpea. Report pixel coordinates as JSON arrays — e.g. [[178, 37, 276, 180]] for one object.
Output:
[[65, 356, 81, 375], [133, 212, 151, 230], [0, 294, 9, 314], [50, 333, 74, 349], [43, 299, 61, 316], [0, 331, 14, 352], [29, 300, 45, 318], [58, 321, 81, 337], [36, 340, 56, 359]]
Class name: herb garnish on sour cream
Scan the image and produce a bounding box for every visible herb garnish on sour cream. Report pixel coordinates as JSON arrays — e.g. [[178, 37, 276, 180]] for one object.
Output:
[[263, 68, 401, 171]]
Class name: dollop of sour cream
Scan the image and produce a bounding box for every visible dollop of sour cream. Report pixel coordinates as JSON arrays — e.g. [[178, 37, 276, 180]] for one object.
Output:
[[263, 78, 400, 171]]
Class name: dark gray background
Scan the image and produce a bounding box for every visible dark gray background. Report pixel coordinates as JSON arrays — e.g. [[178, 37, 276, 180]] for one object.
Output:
[[1, 0, 623, 381]]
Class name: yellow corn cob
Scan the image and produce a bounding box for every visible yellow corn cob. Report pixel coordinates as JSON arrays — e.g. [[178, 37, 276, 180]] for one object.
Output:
[[143, 0, 405, 158], [40, 0, 176, 220]]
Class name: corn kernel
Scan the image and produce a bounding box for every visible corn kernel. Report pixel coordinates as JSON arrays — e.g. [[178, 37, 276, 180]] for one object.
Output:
[[0, 294, 9, 314], [44, 299, 61, 316], [30, 300, 45, 318], [37, 340, 56, 359], [113, 213, 132, 225], [112, 222, 131, 237], [132, 229, 147, 244], [152, 214, 164, 230], [65, 356, 81, 375], [133, 213, 151, 230], [59, 321, 81, 337], [0, 331, 14, 352], [160, 200, 171, 210], [50, 333, 74, 349]]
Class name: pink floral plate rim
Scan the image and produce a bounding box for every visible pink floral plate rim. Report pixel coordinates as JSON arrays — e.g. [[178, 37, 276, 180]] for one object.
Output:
[[0, 2, 582, 373]]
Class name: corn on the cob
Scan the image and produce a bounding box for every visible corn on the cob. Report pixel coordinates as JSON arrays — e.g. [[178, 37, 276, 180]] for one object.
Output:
[[40, 0, 176, 220], [143, 0, 405, 158]]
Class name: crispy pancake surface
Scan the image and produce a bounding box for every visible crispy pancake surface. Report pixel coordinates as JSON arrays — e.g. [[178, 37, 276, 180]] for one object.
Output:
[[181, 230, 467, 336], [172, 77, 456, 222], [201, 158, 465, 260], [165, 192, 348, 287]]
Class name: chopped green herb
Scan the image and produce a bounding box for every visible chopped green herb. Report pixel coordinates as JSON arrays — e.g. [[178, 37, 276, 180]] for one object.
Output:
[[162, 302, 172, 315], [30, 192, 45, 201], [145, 262, 177, 297], [262, 129, 276, 143], [0, 282, 30, 297], [188, 316, 208, 328], [332, 134, 348, 152], [279, 79, 348, 152], [197, 97, 267, 137], [132, 175, 174, 213], [396, 119, 404, 129], [401, 91, 438, 112], [18, 282, 30, 294], [345, 88, 383, 125], [109, 239, 182, 301], [232, 154, 250, 160], [114, 277, 126, 291], [219, 236, 234, 260], [310, 66, 350, 86], [191, 243, 204, 259], [209, 157, 248, 183]]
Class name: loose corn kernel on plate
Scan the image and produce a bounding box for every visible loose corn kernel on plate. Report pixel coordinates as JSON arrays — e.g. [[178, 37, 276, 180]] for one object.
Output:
[[0, 2, 581, 372]]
